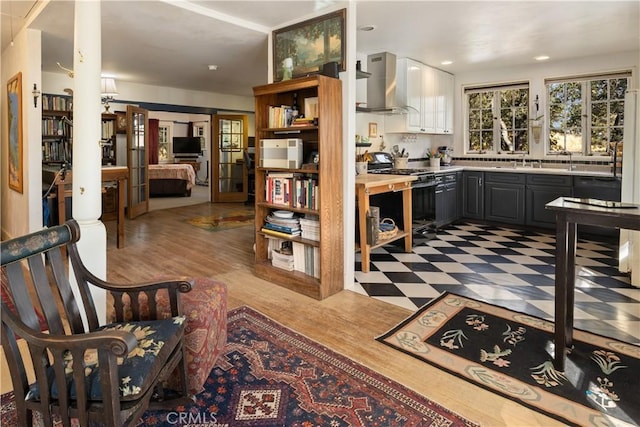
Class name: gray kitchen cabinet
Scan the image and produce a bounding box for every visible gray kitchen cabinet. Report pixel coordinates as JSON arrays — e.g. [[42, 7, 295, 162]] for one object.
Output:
[[435, 172, 459, 227], [573, 175, 622, 236], [462, 171, 484, 219], [484, 172, 526, 225], [526, 174, 573, 228]]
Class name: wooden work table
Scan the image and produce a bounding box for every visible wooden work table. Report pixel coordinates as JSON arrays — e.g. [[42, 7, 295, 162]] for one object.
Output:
[[43, 166, 128, 248], [356, 174, 417, 273]]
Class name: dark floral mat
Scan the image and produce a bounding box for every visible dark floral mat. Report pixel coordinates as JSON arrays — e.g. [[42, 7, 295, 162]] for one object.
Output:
[[377, 292, 640, 427], [1, 306, 477, 427]]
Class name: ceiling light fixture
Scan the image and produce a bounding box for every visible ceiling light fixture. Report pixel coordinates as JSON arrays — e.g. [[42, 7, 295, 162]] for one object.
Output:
[[535, 55, 550, 61], [208, 65, 218, 71], [441, 60, 453, 66], [358, 24, 376, 32]]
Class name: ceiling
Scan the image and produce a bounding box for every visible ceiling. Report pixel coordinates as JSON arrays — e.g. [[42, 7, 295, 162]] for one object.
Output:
[[2, 1, 639, 98]]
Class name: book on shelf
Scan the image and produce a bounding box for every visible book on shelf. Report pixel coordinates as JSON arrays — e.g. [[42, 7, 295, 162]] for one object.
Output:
[[271, 249, 295, 271], [264, 173, 318, 210], [267, 105, 295, 128], [261, 227, 299, 239], [263, 222, 301, 235], [291, 242, 320, 278], [289, 117, 317, 127]]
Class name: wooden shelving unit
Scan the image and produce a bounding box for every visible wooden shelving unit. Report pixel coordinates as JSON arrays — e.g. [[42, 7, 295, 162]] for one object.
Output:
[[101, 113, 117, 166], [41, 94, 73, 165], [252, 75, 343, 300]]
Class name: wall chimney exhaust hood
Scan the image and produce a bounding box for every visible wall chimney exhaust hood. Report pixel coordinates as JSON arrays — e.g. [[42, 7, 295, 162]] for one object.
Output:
[[357, 52, 413, 114]]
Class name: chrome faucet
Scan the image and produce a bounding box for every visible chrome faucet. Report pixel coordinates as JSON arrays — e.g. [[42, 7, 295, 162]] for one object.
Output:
[[522, 153, 526, 167], [559, 151, 574, 171]]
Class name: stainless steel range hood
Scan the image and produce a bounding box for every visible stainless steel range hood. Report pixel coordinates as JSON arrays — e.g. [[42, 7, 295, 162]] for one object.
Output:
[[358, 52, 412, 114]]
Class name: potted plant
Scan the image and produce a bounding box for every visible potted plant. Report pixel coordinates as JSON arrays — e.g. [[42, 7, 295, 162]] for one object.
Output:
[[426, 149, 442, 168]]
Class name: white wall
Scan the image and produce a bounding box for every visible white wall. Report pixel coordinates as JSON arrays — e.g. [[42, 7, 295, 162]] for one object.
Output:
[[1, 29, 43, 239], [453, 50, 639, 159]]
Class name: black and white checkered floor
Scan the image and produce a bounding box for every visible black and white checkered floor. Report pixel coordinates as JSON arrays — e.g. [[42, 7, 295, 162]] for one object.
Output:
[[352, 222, 640, 345]]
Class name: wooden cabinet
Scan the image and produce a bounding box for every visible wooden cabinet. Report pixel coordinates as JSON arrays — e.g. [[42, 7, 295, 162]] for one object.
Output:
[[435, 71, 454, 134], [252, 75, 343, 300], [386, 59, 454, 134], [42, 94, 73, 165], [462, 171, 484, 219], [101, 114, 117, 165]]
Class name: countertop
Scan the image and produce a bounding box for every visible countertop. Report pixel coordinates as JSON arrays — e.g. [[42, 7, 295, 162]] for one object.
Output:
[[416, 165, 617, 178], [355, 174, 417, 186]]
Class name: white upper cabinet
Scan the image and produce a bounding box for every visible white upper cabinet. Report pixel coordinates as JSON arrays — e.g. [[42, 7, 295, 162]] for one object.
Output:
[[386, 58, 454, 134]]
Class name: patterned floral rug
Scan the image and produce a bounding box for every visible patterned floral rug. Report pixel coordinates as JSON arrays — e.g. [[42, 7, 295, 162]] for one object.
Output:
[[1, 306, 477, 427], [186, 209, 254, 232], [377, 292, 640, 427]]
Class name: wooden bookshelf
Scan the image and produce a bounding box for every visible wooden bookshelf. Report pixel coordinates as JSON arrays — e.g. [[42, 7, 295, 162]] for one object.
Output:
[[252, 75, 344, 300]]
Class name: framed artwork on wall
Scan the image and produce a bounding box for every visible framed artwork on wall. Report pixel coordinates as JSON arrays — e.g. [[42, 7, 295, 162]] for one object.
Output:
[[115, 111, 127, 133], [7, 72, 23, 193], [272, 9, 346, 82], [368, 122, 378, 138]]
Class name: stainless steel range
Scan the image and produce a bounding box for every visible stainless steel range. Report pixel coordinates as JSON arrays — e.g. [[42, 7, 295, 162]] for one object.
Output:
[[366, 152, 437, 238]]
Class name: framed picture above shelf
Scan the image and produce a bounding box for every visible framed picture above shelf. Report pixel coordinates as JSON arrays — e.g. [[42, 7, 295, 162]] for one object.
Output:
[[272, 9, 345, 82]]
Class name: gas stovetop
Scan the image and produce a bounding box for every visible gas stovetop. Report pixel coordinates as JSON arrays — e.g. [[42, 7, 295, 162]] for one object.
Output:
[[369, 167, 434, 176]]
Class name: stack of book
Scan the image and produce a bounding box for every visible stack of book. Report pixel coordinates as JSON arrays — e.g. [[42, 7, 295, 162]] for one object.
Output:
[[261, 212, 301, 238], [299, 215, 320, 241], [271, 248, 295, 271], [290, 117, 317, 127]]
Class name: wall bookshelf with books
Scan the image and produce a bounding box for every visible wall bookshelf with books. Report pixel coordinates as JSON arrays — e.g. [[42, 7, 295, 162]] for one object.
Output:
[[42, 94, 72, 165], [252, 75, 343, 300], [101, 113, 117, 165]]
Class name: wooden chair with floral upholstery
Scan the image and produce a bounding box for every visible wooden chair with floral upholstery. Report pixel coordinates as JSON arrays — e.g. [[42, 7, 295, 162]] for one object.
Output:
[[1, 220, 192, 427]]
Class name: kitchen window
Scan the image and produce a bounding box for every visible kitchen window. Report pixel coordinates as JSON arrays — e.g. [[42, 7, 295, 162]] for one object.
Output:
[[465, 83, 530, 154], [546, 71, 630, 155]]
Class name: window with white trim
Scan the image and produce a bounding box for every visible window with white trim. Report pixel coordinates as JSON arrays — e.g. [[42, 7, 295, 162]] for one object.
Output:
[[546, 71, 630, 155], [466, 83, 529, 154]]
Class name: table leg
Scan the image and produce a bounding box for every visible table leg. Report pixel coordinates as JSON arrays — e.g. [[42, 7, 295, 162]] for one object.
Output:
[[566, 222, 576, 349], [402, 188, 412, 252], [357, 186, 371, 273], [116, 177, 125, 248], [554, 213, 569, 371], [57, 181, 66, 226]]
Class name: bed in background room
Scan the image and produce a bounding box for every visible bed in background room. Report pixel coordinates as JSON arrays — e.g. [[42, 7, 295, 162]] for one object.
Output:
[[149, 163, 196, 197]]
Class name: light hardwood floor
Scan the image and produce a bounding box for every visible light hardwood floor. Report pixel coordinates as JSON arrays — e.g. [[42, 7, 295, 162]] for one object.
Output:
[[0, 202, 560, 426], [104, 202, 562, 427]]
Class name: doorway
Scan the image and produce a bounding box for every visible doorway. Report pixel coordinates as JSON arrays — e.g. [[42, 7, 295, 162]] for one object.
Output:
[[212, 115, 249, 202]]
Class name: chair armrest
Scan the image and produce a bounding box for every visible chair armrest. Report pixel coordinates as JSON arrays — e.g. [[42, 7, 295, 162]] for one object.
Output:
[[2, 309, 137, 357]]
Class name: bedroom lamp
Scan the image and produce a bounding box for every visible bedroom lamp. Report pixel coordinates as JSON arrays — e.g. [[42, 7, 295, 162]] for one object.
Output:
[[101, 77, 118, 113]]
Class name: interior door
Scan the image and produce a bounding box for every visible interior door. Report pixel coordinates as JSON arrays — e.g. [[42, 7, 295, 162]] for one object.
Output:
[[127, 105, 150, 218], [212, 114, 248, 202]]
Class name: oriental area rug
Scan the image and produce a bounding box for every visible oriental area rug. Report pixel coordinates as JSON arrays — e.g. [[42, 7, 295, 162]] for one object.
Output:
[[377, 292, 640, 427], [186, 209, 254, 232], [0, 306, 477, 427]]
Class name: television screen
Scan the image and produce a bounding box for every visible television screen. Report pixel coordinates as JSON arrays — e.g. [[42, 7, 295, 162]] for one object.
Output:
[[173, 137, 202, 156]]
